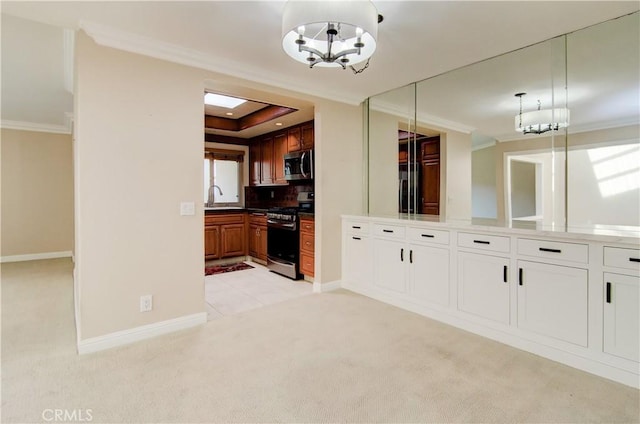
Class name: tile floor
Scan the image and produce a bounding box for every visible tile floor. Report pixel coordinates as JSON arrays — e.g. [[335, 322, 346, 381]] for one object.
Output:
[[204, 260, 314, 320]]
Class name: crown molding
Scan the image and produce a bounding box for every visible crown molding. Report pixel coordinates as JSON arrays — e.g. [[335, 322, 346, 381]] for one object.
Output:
[[79, 20, 365, 106], [369, 99, 475, 134], [1, 119, 72, 134]]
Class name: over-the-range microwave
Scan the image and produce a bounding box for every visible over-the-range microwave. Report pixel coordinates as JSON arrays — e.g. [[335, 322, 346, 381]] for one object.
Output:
[[284, 149, 313, 181]]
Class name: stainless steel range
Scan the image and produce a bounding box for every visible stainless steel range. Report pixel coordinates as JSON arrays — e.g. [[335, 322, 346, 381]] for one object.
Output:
[[266, 207, 300, 280]]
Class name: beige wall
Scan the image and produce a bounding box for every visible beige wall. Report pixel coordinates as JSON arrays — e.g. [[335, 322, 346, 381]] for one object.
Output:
[[368, 109, 401, 216], [314, 100, 364, 285], [74, 31, 363, 339], [75, 33, 206, 339], [441, 130, 472, 220], [0, 128, 73, 257]]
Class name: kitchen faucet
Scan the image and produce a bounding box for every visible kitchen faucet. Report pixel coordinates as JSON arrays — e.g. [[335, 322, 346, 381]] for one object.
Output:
[[207, 185, 223, 206]]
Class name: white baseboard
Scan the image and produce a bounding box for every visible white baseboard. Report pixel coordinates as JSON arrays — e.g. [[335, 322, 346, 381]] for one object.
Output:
[[77, 312, 207, 354], [313, 280, 342, 293], [0, 251, 73, 263]]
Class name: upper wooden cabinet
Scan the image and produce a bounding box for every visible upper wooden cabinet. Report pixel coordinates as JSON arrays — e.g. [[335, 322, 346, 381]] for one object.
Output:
[[287, 126, 301, 152], [273, 132, 288, 185], [288, 122, 314, 152], [300, 122, 314, 150], [249, 121, 313, 186]]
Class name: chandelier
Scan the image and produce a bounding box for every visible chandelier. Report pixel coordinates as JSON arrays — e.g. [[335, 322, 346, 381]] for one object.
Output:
[[514, 92, 570, 134], [282, 0, 380, 72]]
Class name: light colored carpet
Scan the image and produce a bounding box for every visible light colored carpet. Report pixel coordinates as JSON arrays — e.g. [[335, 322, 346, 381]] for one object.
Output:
[[2, 258, 639, 423]]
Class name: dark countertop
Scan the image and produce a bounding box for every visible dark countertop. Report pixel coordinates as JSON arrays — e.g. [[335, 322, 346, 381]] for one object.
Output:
[[299, 211, 315, 218]]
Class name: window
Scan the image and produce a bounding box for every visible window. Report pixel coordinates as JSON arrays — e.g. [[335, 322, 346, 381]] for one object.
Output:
[[204, 149, 244, 207]]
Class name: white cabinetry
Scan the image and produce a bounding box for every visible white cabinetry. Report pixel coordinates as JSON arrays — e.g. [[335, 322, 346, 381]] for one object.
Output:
[[342, 220, 372, 288], [603, 246, 640, 362], [458, 252, 510, 324], [371, 223, 450, 304], [517, 260, 588, 346], [373, 237, 407, 293], [341, 215, 640, 388], [603, 272, 639, 362]]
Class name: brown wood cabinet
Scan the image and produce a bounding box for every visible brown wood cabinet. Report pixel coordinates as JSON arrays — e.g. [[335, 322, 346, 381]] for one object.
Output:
[[249, 141, 261, 186], [248, 212, 267, 262], [273, 132, 288, 185], [300, 121, 314, 150], [288, 122, 314, 152], [260, 136, 274, 185], [205, 213, 247, 260], [420, 138, 440, 215], [299, 215, 314, 277]]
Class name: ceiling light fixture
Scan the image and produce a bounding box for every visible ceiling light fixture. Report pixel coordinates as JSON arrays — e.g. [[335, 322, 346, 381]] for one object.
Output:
[[282, 0, 381, 73], [204, 93, 247, 109], [514, 92, 570, 135]]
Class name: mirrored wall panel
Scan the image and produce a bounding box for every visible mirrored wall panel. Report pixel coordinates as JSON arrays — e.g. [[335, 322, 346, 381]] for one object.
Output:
[[565, 13, 640, 229], [367, 11, 639, 232]]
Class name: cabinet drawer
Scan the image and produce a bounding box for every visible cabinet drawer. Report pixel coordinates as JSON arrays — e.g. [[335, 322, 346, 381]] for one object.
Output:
[[458, 232, 510, 253], [372, 223, 405, 239], [300, 218, 315, 234], [248, 213, 267, 225], [407, 227, 450, 245], [518, 238, 588, 264], [345, 220, 369, 235], [300, 252, 314, 276], [604, 247, 640, 271], [301, 232, 314, 253], [205, 213, 245, 225]]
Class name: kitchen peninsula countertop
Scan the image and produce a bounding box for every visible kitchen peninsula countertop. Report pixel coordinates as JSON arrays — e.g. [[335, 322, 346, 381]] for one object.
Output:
[[344, 213, 640, 244]]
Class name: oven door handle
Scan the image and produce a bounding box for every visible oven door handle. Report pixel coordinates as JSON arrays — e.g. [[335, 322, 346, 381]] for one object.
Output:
[[267, 220, 297, 230]]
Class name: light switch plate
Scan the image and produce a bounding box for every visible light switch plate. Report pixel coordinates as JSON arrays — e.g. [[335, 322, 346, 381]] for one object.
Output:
[[180, 201, 195, 216]]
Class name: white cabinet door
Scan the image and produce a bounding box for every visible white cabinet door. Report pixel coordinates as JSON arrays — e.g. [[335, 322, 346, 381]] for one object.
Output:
[[604, 272, 639, 362], [409, 244, 449, 306], [517, 260, 588, 346], [373, 238, 407, 293], [343, 235, 372, 288], [458, 252, 510, 324]]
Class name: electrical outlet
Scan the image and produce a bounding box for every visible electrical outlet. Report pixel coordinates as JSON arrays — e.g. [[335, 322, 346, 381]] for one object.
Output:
[[140, 295, 153, 312], [270, 191, 274, 199]]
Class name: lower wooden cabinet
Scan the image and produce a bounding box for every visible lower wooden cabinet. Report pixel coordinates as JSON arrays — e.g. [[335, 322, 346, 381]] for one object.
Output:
[[300, 216, 314, 277], [248, 213, 267, 262], [205, 213, 246, 260]]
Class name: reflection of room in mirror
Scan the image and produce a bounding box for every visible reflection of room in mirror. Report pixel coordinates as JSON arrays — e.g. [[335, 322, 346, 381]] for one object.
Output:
[[367, 11, 639, 232]]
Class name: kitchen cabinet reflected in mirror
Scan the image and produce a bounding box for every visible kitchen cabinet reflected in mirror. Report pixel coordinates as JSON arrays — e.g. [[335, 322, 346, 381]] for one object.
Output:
[[367, 11, 639, 231]]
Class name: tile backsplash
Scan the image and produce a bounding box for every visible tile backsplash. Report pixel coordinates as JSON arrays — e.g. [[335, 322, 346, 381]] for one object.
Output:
[[245, 183, 313, 209]]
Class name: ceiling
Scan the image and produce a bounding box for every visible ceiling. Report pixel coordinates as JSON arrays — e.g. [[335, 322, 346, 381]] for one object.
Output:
[[1, 1, 639, 137]]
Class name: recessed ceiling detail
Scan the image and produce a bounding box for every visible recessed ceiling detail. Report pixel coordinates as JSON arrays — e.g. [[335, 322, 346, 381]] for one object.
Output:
[[204, 94, 298, 133]]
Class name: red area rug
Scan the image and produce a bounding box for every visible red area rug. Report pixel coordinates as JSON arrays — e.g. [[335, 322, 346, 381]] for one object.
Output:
[[205, 262, 254, 276]]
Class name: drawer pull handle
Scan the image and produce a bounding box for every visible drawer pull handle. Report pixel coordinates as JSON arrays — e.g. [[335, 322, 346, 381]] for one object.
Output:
[[352, 226, 361, 229], [421, 234, 435, 238], [606, 282, 612, 303], [630, 258, 640, 263], [383, 229, 394, 233], [400, 248, 404, 262], [410, 250, 413, 264], [503, 265, 508, 283], [539, 247, 562, 253], [518, 268, 523, 286], [473, 240, 490, 245], [352, 236, 361, 240]]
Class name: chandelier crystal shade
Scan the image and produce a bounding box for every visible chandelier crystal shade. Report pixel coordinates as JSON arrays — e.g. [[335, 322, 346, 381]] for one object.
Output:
[[514, 92, 570, 135], [282, 0, 379, 69]]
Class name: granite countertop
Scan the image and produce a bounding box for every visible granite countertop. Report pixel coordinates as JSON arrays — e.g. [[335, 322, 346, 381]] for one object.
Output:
[[299, 211, 315, 218]]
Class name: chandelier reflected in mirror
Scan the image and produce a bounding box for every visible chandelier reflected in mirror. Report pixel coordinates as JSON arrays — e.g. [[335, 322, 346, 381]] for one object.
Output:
[[282, 0, 381, 72], [514, 92, 570, 134]]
